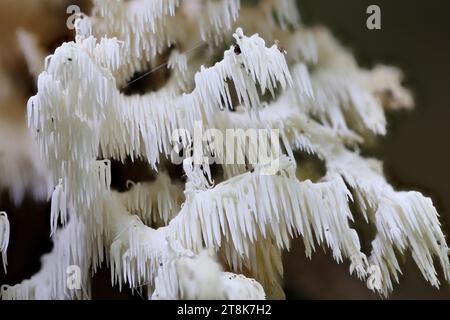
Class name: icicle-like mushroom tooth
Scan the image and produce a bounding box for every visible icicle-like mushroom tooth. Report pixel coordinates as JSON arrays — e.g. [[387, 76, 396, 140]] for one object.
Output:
[[117, 173, 184, 226], [322, 147, 450, 296], [0, 211, 10, 273], [28, 30, 294, 169]]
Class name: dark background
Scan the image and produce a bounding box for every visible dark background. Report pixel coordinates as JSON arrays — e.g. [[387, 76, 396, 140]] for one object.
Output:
[[1, 0, 450, 299]]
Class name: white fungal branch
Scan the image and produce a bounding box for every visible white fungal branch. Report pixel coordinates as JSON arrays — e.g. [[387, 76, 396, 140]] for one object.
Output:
[[118, 173, 184, 226], [300, 27, 412, 134], [198, 0, 241, 44], [167, 50, 189, 90], [93, 0, 180, 28], [28, 37, 119, 211], [207, 67, 360, 161], [34, 29, 292, 168], [364, 65, 414, 111], [220, 79, 450, 296], [89, 0, 241, 84], [326, 149, 450, 296], [258, 99, 450, 296], [255, 26, 411, 136], [219, 233, 285, 299], [305, 66, 387, 135], [0, 212, 9, 273], [175, 251, 265, 300], [50, 179, 68, 235], [285, 29, 318, 64], [106, 194, 265, 299], [166, 157, 368, 290]]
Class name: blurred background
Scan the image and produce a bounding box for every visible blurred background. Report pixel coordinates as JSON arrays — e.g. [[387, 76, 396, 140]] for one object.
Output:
[[0, 0, 449, 299]]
